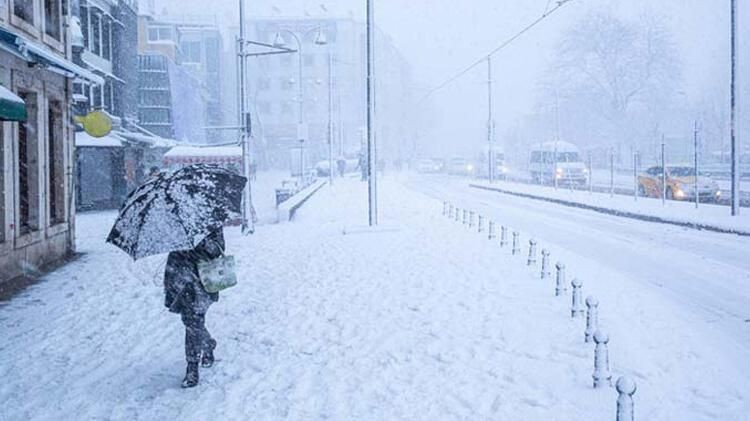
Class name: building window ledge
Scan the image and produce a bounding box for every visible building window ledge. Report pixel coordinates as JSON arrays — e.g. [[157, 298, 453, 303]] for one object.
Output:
[[14, 230, 44, 249], [9, 15, 41, 40]]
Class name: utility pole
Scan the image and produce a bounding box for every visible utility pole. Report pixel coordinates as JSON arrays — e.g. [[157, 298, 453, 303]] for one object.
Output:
[[487, 56, 494, 184], [694, 121, 700, 209], [366, 0, 378, 226], [238, 0, 254, 233], [661, 137, 667, 206], [328, 51, 334, 186], [730, 0, 740, 215]]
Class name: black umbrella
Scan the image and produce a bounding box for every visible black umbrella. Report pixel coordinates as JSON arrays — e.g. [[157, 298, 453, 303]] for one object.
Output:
[[106, 164, 247, 260]]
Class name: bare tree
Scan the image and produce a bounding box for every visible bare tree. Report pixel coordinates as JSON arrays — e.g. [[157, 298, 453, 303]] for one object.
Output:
[[551, 12, 681, 152]]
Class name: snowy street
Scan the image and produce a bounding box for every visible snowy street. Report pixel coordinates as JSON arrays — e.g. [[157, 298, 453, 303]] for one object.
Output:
[[408, 173, 750, 347], [1, 173, 749, 420]]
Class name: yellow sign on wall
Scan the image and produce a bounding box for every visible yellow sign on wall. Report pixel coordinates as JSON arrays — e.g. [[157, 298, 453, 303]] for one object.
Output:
[[75, 111, 113, 138]]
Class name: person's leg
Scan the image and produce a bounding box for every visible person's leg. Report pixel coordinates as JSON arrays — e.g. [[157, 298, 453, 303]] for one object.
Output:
[[200, 312, 217, 367], [180, 311, 204, 387], [181, 311, 205, 364]]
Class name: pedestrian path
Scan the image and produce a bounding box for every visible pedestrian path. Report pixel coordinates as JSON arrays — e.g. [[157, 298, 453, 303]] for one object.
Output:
[[0, 176, 745, 420]]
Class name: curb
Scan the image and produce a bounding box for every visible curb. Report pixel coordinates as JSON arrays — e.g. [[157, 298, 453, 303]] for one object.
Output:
[[469, 184, 750, 237]]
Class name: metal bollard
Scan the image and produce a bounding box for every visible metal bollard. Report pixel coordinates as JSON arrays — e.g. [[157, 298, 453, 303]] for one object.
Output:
[[527, 239, 537, 266], [449, 204, 454, 219], [540, 249, 551, 279], [469, 211, 475, 228], [443, 201, 448, 216], [592, 330, 612, 388], [488, 221, 496, 240], [571, 278, 584, 318], [585, 296, 599, 343], [616, 376, 636, 421], [455, 207, 461, 222], [555, 262, 567, 296], [500, 226, 508, 247], [511, 231, 520, 255], [478, 215, 484, 233], [462, 209, 468, 225]]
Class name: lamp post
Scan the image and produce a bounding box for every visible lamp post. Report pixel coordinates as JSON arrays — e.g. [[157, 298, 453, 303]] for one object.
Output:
[[486, 56, 494, 184], [274, 27, 327, 182], [366, 0, 378, 226], [237, 0, 253, 233], [730, 0, 740, 215]]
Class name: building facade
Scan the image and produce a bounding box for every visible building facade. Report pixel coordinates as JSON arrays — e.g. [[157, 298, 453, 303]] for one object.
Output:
[[137, 13, 224, 144], [72, 0, 172, 211], [230, 17, 414, 170], [0, 0, 102, 284]]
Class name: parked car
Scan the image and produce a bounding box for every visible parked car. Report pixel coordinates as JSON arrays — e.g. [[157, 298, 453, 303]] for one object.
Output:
[[416, 158, 443, 173], [638, 166, 722, 202], [447, 157, 476, 176], [494, 152, 509, 180], [528, 141, 588, 186]]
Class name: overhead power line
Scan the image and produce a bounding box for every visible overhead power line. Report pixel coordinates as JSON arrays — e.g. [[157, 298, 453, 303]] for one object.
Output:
[[419, 0, 574, 103]]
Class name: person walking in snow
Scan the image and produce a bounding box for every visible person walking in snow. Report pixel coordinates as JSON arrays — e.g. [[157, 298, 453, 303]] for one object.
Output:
[[164, 228, 225, 388]]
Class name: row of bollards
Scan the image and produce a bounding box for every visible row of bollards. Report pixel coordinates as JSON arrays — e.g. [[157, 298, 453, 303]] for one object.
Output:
[[441, 200, 637, 420]]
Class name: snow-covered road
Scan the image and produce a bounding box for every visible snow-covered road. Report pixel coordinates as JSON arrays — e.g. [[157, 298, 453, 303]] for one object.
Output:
[[405, 173, 750, 348], [1, 173, 748, 420]]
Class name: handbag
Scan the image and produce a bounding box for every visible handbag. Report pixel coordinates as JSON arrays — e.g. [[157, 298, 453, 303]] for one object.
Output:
[[198, 255, 238, 293]]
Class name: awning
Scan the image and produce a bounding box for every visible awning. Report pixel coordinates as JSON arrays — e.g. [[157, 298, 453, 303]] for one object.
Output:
[[0, 84, 27, 122], [0, 27, 104, 85]]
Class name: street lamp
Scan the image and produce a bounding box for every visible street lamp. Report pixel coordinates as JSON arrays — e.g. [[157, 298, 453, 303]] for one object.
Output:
[[273, 26, 327, 182]]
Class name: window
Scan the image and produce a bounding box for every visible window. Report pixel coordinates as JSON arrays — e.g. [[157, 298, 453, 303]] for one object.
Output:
[[102, 18, 111, 60], [18, 92, 40, 235], [80, 5, 88, 48], [48, 100, 65, 225], [281, 102, 293, 115], [14, 0, 34, 24], [205, 38, 220, 72], [179, 41, 201, 64], [91, 84, 102, 109], [44, 0, 61, 40], [148, 27, 172, 42], [103, 82, 112, 112], [91, 12, 101, 55], [256, 101, 271, 114], [139, 109, 171, 125], [257, 77, 270, 90]]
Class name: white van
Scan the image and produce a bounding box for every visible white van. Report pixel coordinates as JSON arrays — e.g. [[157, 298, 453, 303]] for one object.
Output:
[[528, 141, 588, 186]]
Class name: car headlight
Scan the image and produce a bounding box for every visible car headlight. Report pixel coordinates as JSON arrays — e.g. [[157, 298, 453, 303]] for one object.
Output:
[[716, 190, 722, 197], [467, 165, 474, 171]]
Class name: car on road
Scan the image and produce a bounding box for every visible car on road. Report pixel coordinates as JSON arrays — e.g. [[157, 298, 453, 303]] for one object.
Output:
[[447, 157, 476, 177], [416, 158, 443, 173], [528, 141, 588, 186], [638, 166, 722, 202]]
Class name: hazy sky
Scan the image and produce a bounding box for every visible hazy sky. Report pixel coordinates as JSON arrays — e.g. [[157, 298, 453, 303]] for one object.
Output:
[[145, 0, 747, 155]]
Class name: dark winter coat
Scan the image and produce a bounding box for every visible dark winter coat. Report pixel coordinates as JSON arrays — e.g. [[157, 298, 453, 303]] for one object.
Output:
[[164, 229, 225, 315]]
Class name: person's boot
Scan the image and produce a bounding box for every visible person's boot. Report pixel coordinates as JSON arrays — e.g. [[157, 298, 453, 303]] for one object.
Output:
[[181, 362, 199, 388], [201, 339, 217, 368]]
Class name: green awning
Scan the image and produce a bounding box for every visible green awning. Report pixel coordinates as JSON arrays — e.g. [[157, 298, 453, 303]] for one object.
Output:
[[0, 85, 26, 122]]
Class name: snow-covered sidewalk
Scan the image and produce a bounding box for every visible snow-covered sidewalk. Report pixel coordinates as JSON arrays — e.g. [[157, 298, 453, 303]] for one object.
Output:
[[471, 179, 750, 235], [0, 177, 747, 420]]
